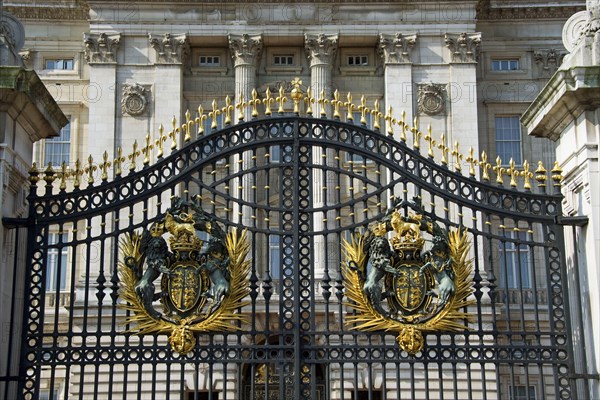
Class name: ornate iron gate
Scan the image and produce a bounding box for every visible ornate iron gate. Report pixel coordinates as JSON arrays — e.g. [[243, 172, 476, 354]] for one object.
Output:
[[6, 87, 581, 400]]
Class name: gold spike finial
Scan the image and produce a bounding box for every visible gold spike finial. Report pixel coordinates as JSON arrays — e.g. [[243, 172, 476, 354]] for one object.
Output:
[[480, 151, 490, 181], [385, 106, 396, 136], [85, 154, 96, 184], [196, 106, 207, 135], [222, 96, 234, 125], [235, 93, 247, 122], [114, 147, 125, 177], [465, 147, 477, 177], [100, 151, 111, 181], [358, 96, 367, 125], [290, 78, 303, 115], [59, 162, 68, 190], [276, 86, 287, 114], [507, 158, 519, 187], [452, 141, 462, 172], [345, 92, 356, 122], [551, 161, 563, 187], [209, 99, 221, 129], [169, 116, 179, 150], [522, 160, 533, 190], [317, 89, 329, 117], [263, 88, 274, 116], [28, 162, 40, 184], [142, 134, 153, 165], [72, 159, 82, 188], [424, 125, 435, 158], [437, 133, 449, 165], [155, 124, 166, 158], [332, 90, 342, 119], [304, 87, 315, 116], [535, 161, 547, 187], [412, 117, 422, 149], [249, 89, 261, 119], [398, 111, 407, 142], [128, 140, 141, 172], [183, 110, 193, 142], [371, 99, 382, 131], [43, 163, 56, 186], [493, 156, 505, 185]]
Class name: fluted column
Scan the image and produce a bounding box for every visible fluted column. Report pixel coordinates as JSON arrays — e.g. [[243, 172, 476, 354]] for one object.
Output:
[[305, 34, 338, 279], [229, 34, 263, 227]]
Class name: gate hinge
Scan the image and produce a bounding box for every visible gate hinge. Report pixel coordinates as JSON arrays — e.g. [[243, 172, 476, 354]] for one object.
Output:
[[554, 215, 589, 226], [568, 373, 600, 380], [1, 217, 28, 228]]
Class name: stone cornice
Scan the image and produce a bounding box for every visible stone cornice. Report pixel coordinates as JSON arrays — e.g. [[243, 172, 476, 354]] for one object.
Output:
[[476, 1, 585, 20], [378, 33, 417, 64], [149, 33, 190, 65], [228, 34, 263, 67], [3, 4, 89, 21], [445, 32, 481, 63], [84, 33, 121, 64], [305, 33, 338, 67]]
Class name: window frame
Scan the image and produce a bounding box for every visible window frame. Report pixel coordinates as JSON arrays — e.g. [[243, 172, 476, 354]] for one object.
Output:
[[499, 230, 532, 289], [46, 232, 69, 292], [199, 55, 221, 66], [44, 58, 75, 71], [44, 116, 71, 167], [491, 58, 520, 71], [273, 54, 294, 66], [495, 115, 523, 165], [347, 55, 369, 66]]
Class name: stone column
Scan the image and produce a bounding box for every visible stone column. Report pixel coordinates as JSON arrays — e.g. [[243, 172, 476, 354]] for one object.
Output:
[[228, 34, 263, 227], [305, 34, 338, 279]]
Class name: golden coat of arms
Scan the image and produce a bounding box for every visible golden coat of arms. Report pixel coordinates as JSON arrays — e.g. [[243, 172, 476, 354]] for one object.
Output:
[[342, 198, 474, 355], [118, 197, 250, 354]]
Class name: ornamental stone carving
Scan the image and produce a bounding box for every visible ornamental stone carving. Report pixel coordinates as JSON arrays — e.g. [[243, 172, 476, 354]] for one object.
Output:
[[562, 11, 589, 52], [228, 34, 263, 67], [149, 33, 190, 64], [586, 0, 600, 33], [0, 12, 25, 52], [445, 33, 481, 63], [305, 33, 338, 67], [84, 33, 121, 64], [378, 33, 417, 64], [534, 49, 566, 76], [417, 83, 447, 116], [121, 83, 149, 116]]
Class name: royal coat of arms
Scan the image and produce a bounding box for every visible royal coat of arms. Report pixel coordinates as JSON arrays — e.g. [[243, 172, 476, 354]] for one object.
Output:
[[118, 196, 250, 354], [342, 198, 474, 355]]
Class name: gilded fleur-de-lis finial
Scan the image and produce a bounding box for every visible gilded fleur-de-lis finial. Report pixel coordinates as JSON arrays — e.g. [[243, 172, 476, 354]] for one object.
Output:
[[99, 151, 111, 181], [465, 147, 477, 177], [155, 124, 166, 158], [304, 87, 315, 116], [290, 78, 303, 115], [72, 159, 82, 188], [372, 99, 382, 130], [142, 134, 153, 165], [169, 116, 178, 150], [85, 154, 97, 184], [358, 96, 368, 125], [424, 125, 435, 158], [317, 89, 329, 117], [437, 133, 449, 165], [114, 147, 125, 177], [507, 158, 519, 187], [535, 160, 547, 188], [480, 151, 490, 181], [385, 106, 396, 136], [452, 141, 462, 172], [249, 89, 261, 119], [399, 110, 407, 142], [345, 92, 356, 122], [196, 106, 207, 135], [59, 162, 68, 190], [235, 93, 247, 122], [222, 96, 234, 125], [128, 140, 141, 172], [521, 160, 533, 190], [183, 110, 193, 142], [412, 117, 422, 150], [209, 99, 221, 129], [332, 90, 342, 119], [263, 88, 274, 116], [276, 86, 287, 114], [493, 156, 505, 185]]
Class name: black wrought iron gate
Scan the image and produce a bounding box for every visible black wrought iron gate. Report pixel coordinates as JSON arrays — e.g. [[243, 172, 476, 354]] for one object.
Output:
[[2, 91, 583, 400]]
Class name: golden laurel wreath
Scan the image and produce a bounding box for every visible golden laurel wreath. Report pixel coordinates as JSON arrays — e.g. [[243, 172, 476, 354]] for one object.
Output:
[[342, 228, 475, 355], [118, 227, 250, 354]]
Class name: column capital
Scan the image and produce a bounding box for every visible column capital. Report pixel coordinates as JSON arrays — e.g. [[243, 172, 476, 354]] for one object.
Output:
[[378, 33, 417, 64], [445, 32, 481, 63], [149, 33, 190, 65], [304, 33, 338, 67], [83, 32, 120, 64], [228, 33, 263, 67]]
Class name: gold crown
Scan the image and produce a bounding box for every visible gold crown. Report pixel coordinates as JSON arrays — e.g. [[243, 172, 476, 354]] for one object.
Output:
[[390, 210, 425, 252], [169, 233, 203, 252], [390, 235, 425, 252]]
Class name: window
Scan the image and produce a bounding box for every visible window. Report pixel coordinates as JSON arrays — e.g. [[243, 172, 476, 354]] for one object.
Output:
[[268, 146, 281, 163], [273, 55, 294, 65], [499, 231, 531, 289], [510, 385, 536, 400], [268, 235, 281, 280], [199, 55, 220, 66], [44, 118, 71, 166], [348, 55, 368, 66], [492, 59, 519, 71], [495, 116, 522, 165], [46, 233, 68, 291], [45, 59, 74, 70]]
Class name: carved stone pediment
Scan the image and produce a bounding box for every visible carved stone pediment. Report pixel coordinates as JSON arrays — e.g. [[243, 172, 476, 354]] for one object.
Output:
[[84, 33, 120, 64]]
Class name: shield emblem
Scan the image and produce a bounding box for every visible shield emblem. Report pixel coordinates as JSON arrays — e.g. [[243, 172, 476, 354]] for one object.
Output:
[[168, 263, 203, 313], [392, 264, 427, 312]]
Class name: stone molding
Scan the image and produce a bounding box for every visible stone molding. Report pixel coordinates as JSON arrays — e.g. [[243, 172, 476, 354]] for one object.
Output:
[[305, 33, 338, 67], [445, 33, 481, 63], [417, 83, 447, 116], [228, 34, 263, 67], [121, 83, 150, 117], [3, 5, 89, 21], [84, 33, 121, 64], [378, 33, 417, 64], [534, 49, 566, 76], [149, 33, 190, 64], [476, 1, 584, 20]]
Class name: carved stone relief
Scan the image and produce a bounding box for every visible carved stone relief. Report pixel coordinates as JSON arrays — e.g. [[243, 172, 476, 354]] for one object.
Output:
[[304, 34, 338, 67], [121, 83, 150, 116], [417, 83, 447, 116], [445, 33, 481, 63], [228, 34, 263, 67], [149, 33, 190, 64], [534, 49, 566, 77], [378, 33, 417, 64], [84, 33, 121, 64]]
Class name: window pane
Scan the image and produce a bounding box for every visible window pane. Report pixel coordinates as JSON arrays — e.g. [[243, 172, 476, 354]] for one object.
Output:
[[269, 236, 281, 279], [495, 116, 522, 164], [44, 118, 71, 166]]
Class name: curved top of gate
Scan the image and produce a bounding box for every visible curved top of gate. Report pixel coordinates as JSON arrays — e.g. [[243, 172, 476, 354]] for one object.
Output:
[[27, 80, 564, 225]]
